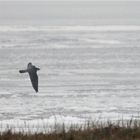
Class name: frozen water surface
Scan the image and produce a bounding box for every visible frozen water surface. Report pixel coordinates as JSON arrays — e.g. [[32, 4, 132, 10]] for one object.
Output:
[[0, 25, 140, 130]]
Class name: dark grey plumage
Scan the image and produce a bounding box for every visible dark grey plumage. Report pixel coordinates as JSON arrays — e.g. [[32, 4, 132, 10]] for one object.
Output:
[[19, 63, 40, 92]]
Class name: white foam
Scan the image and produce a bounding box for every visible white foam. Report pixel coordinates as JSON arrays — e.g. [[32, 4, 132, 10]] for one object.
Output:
[[0, 115, 87, 133], [84, 39, 121, 44], [0, 90, 12, 95], [0, 25, 140, 32]]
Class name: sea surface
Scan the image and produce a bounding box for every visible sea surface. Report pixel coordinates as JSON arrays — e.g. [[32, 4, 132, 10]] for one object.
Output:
[[0, 25, 140, 131]]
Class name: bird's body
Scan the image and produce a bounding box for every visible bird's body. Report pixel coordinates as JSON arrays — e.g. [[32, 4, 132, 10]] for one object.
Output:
[[19, 63, 40, 92]]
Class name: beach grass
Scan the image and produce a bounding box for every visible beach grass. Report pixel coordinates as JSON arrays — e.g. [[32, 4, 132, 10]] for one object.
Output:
[[1, 119, 140, 140]]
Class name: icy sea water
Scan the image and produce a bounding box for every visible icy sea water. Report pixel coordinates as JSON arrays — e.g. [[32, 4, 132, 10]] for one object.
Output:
[[0, 25, 140, 131]]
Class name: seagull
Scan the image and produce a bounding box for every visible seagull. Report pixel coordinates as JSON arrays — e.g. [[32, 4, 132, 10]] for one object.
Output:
[[19, 62, 40, 92]]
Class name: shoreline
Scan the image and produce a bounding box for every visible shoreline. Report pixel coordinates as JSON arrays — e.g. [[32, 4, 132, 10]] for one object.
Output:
[[0, 118, 140, 140], [0, 116, 138, 134]]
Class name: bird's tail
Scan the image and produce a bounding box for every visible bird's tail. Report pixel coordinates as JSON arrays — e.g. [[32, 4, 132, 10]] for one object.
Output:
[[19, 70, 28, 73]]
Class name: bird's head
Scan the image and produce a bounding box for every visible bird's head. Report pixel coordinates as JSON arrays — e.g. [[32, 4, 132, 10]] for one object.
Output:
[[27, 62, 32, 69]]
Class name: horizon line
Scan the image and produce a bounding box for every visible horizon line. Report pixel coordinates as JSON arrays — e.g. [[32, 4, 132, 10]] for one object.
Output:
[[0, 0, 139, 1]]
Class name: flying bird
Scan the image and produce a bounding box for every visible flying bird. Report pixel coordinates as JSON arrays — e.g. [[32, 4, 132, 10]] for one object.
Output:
[[19, 62, 40, 92]]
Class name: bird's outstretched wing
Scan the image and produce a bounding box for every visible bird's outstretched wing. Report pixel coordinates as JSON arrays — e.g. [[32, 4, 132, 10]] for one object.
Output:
[[19, 70, 28, 73], [29, 72, 38, 92]]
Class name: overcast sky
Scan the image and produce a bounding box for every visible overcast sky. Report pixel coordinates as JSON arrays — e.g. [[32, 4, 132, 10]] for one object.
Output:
[[0, 0, 140, 1], [0, 1, 140, 25]]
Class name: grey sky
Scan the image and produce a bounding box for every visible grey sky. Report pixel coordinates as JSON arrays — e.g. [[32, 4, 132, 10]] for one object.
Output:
[[0, 0, 140, 1], [0, 1, 140, 25]]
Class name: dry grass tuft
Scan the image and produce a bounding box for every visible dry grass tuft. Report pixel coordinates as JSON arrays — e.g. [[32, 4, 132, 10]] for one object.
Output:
[[0, 119, 140, 140]]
